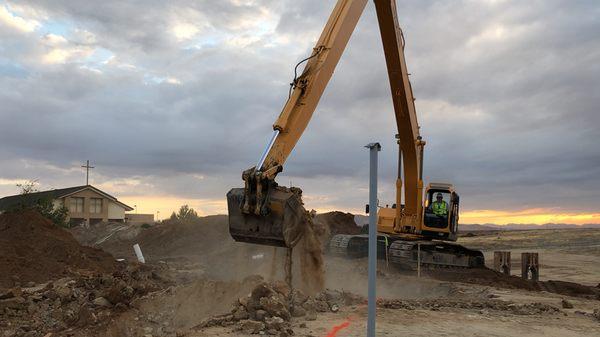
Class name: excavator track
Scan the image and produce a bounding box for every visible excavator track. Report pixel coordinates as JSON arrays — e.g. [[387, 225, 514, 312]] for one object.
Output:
[[328, 234, 389, 258], [388, 240, 484, 269], [328, 234, 484, 269], [329, 234, 394, 260]]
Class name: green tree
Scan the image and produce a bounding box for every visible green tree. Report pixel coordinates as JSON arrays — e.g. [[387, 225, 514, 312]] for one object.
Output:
[[176, 204, 199, 222], [35, 198, 69, 228], [164, 205, 200, 225], [14, 180, 69, 228]]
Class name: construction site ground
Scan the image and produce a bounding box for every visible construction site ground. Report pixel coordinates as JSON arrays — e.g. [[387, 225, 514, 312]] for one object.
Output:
[[1, 211, 599, 336]]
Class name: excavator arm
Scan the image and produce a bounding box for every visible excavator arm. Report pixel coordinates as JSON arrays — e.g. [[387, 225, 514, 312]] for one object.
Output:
[[373, 0, 425, 232], [227, 0, 424, 247], [260, 0, 369, 174]]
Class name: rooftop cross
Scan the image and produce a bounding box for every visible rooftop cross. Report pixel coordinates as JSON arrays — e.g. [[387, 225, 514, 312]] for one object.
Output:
[[81, 160, 95, 185]]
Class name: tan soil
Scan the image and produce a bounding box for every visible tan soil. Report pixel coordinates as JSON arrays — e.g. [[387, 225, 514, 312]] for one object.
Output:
[[298, 214, 325, 294], [315, 211, 362, 241], [428, 268, 600, 299], [0, 210, 117, 289], [9, 211, 590, 337], [94, 215, 231, 261]]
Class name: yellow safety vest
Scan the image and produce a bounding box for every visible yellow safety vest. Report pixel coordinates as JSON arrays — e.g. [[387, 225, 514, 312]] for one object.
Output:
[[432, 201, 448, 216]]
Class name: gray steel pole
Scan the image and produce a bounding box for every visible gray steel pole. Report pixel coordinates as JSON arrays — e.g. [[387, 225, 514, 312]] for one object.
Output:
[[417, 243, 421, 278], [365, 142, 381, 337]]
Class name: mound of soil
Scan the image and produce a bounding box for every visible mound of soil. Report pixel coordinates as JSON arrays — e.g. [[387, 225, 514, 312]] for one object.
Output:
[[97, 215, 232, 261], [542, 280, 600, 298], [95, 212, 358, 263], [315, 211, 362, 239], [0, 210, 117, 288], [429, 268, 600, 299]]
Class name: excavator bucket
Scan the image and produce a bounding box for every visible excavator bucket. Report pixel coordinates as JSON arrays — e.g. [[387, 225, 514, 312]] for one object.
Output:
[[227, 186, 307, 248]]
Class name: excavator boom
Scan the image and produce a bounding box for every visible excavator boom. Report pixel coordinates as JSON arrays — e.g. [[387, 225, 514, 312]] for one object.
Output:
[[226, 0, 464, 257], [227, 0, 370, 248]]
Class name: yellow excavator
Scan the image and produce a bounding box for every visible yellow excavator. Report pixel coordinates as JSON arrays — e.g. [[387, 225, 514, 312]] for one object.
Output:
[[227, 0, 484, 268]]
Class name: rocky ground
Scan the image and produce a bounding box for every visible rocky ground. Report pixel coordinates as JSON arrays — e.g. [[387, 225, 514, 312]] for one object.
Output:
[[0, 263, 174, 337], [196, 277, 600, 337], [1, 211, 599, 336]]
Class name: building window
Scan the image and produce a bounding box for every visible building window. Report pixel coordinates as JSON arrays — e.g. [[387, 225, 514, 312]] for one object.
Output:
[[90, 198, 102, 214], [70, 197, 84, 213]]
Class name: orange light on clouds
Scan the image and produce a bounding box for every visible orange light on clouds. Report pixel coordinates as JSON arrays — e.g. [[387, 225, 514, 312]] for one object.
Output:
[[461, 208, 600, 225], [116, 193, 600, 226], [118, 196, 227, 220]]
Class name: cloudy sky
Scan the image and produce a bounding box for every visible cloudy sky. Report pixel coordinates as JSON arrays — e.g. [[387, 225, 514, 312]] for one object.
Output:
[[1, 0, 599, 224]]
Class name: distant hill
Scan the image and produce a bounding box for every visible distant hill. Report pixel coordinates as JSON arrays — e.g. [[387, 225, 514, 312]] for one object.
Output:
[[459, 224, 501, 232], [460, 223, 600, 231], [321, 212, 600, 232]]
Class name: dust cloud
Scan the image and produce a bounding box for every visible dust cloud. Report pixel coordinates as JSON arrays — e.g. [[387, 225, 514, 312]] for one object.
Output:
[[298, 214, 325, 294]]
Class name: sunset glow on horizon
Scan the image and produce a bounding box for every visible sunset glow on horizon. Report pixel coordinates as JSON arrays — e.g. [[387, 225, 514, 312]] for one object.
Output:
[[460, 208, 600, 225], [122, 195, 600, 225]]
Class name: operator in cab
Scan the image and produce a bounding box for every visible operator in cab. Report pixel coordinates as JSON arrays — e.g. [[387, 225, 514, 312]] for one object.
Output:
[[432, 192, 448, 217]]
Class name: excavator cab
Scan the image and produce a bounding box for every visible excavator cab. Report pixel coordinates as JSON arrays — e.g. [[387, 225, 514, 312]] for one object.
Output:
[[422, 183, 459, 241]]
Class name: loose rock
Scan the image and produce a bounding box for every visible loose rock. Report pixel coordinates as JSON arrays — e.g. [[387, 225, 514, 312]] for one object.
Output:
[[240, 320, 265, 334], [561, 299, 574, 309], [93, 297, 112, 307]]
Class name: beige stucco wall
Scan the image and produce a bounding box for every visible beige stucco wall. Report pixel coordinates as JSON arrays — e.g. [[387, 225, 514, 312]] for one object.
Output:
[[61, 188, 128, 224], [108, 201, 125, 220], [125, 213, 154, 224]]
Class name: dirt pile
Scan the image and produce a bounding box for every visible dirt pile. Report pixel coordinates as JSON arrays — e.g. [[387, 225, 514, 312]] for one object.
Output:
[[0, 263, 172, 337], [542, 280, 600, 299], [315, 211, 362, 240], [196, 281, 362, 336], [378, 298, 562, 315], [93, 215, 231, 261], [0, 210, 117, 288], [92, 212, 358, 263], [429, 268, 600, 299], [69, 221, 143, 247]]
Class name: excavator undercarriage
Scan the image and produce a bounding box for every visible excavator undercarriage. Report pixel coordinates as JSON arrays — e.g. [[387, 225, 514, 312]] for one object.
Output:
[[388, 240, 485, 269], [328, 234, 485, 269]]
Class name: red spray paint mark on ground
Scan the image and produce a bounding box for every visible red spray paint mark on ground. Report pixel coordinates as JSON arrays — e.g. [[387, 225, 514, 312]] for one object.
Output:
[[325, 320, 351, 337]]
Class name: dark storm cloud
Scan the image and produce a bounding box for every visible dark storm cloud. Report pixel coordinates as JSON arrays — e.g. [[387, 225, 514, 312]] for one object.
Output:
[[0, 0, 598, 213]]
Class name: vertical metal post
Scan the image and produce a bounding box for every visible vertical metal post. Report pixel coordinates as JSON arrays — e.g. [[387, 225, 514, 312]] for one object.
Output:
[[385, 236, 389, 270], [417, 243, 421, 278], [365, 142, 381, 337]]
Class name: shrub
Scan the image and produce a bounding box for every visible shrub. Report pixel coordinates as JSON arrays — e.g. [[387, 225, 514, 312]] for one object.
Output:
[[9, 180, 69, 228]]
